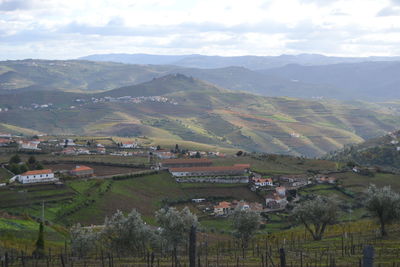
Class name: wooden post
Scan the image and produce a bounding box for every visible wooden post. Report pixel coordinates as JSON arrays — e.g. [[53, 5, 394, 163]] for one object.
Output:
[[189, 226, 197, 267], [279, 248, 286, 267], [362, 246, 374, 267]]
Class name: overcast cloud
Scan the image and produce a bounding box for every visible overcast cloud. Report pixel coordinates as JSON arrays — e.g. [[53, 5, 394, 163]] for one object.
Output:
[[0, 0, 399, 59]]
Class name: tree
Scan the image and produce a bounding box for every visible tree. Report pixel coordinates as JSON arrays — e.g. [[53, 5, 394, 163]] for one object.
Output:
[[19, 164, 28, 173], [70, 223, 99, 258], [156, 207, 197, 266], [101, 209, 152, 255], [9, 154, 21, 164], [9, 164, 20, 175], [28, 155, 37, 165], [175, 144, 180, 152], [194, 151, 201, 158], [36, 162, 44, 170], [156, 145, 161, 150], [32, 222, 45, 258], [365, 184, 400, 237], [292, 196, 338, 241], [64, 139, 69, 148], [231, 209, 261, 257], [236, 150, 243, 157]]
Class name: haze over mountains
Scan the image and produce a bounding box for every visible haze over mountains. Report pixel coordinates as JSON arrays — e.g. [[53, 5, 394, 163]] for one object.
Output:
[[2, 55, 400, 101], [80, 53, 400, 70], [2, 53, 400, 157]]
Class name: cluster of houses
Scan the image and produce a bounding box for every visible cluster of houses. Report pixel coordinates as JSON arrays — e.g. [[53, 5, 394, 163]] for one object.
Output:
[[213, 200, 263, 216], [159, 158, 250, 183], [74, 95, 178, 105], [10, 165, 95, 184]]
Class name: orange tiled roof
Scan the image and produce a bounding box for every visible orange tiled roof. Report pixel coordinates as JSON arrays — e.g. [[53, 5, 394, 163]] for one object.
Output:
[[21, 169, 53, 176], [161, 158, 212, 164], [72, 165, 93, 172], [234, 164, 251, 168], [215, 201, 231, 209]]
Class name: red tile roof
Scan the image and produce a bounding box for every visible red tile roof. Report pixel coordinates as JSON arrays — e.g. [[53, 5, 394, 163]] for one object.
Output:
[[215, 201, 231, 209], [72, 165, 93, 172], [234, 164, 251, 168], [161, 158, 212, 164], [21, 169, 53, 176]]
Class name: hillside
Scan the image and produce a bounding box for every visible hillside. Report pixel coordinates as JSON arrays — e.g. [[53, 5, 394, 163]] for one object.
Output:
[[325, 130, 400, 170], [1, 74, 400, 157], [0, 59, 330, 99], [4, 59, 400, 101], [261, 61, 400, 100], [0, 59, 172, 91]]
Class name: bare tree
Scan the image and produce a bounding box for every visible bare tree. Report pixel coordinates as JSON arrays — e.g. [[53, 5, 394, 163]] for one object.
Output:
[[365, 184, 400, 237], [292, 196, 338, 241], [155, 207, 198, 267]]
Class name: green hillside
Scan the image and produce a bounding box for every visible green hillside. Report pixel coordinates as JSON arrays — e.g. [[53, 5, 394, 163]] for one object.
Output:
[[325, 130, 400, 170], [0, 59, 172, 91], [1, 74, 400, 157]]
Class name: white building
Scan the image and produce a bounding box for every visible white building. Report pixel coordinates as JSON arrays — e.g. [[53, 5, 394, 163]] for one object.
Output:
[[121, 141, 138, 149], [19, 141, 39, 150], [14, 169, 58, 184]]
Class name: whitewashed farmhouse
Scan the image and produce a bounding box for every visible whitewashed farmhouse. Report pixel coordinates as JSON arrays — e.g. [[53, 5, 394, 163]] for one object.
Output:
[[14, 169, 57, 184]]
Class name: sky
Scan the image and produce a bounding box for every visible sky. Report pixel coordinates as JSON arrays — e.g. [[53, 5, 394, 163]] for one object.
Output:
[[1, 0, 400, 59]]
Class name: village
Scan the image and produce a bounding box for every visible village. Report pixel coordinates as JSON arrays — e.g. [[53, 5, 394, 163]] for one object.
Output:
[[0, 133, 343, 221], [10, 95, 179, 112]]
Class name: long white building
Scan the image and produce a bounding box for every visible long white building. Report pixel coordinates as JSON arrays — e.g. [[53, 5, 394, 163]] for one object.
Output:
[[15, 169, 57, 184]]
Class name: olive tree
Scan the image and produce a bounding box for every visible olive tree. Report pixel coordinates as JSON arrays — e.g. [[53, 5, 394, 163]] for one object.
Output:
[[231, 209, 261, 257], [155, 207, 197, 266], [70, 224, 99, 257], [365, 184, 400, 237], [292, 196, 338, 241], [102, 209, 153, 255]]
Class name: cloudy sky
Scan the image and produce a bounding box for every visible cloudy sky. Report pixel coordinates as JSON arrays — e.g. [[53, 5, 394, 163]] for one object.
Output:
[[1, 0, 400, 59]]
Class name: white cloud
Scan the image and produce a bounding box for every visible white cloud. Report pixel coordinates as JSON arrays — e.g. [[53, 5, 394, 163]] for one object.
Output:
[[0, 0, 399, 59]]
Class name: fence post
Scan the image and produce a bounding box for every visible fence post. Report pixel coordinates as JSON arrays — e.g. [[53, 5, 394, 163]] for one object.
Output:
[[189, 226, 196, 267], [362, 246, 374, 267], [279, 248, 286, 267]]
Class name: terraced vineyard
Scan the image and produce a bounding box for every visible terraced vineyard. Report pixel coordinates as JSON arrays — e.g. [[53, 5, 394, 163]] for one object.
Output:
[[1, 75, 400, 157]]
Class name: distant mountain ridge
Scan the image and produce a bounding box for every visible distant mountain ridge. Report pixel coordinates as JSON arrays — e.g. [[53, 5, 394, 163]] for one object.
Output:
[[1, 74, 400, 157], [3, 58, 400, 101], [79, 53, 400, 70]]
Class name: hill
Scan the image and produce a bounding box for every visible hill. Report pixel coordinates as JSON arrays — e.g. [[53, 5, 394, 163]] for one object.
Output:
[[1, 74, 400, 157], [80, 53, 400, 70], [325, 130, 400, 171], [0, 59, 172, 92], [0, 59, 330, 99], [4, 59, 400, 101], [261, 61, 400, 101]]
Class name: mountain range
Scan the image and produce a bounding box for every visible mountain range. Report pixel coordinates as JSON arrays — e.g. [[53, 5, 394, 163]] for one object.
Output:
[[79, 53, 400, 70], [1, 74, 400, 157], [3, 58, 400, 101]]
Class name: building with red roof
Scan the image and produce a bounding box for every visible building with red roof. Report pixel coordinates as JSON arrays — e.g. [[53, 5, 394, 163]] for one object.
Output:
[[69, 165, 94, 177], [160, 158, 213, 169], [15, 169, 57, 184]]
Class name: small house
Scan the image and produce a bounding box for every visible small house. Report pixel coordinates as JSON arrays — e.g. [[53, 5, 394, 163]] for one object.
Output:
[[214, 201, 231, 216], [69, 165, 94, 177]]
